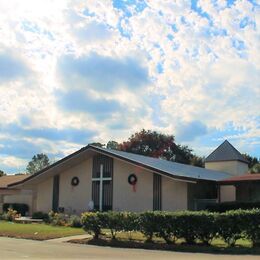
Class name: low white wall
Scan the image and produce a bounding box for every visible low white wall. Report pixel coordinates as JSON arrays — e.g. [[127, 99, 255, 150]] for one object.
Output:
[[220, 185, 236, 202]]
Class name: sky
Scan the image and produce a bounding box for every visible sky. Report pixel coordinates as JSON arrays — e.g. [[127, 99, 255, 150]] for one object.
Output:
[[0, 0, 259, 174]]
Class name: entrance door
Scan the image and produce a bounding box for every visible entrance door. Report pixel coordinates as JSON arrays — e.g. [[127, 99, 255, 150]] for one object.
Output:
[[92, 155, 113, 211]]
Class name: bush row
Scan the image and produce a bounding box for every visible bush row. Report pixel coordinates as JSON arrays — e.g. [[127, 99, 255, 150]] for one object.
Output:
[[81, 210, 260, 246], [32, 211, 82, 228]]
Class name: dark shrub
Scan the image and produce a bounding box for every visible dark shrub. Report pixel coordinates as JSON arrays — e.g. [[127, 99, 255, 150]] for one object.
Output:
[[32, 211, 49, 222], [139, 211, 160, 242], [215, 210, 246, 246], [242, 209, 260, 246]]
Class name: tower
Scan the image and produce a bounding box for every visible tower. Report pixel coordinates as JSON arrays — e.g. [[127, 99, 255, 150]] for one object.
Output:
[[205, 140, 248, 176]]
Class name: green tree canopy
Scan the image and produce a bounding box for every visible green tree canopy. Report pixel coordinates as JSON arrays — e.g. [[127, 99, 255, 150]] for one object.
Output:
[[0, 170, 6, 177], [242, 153, 259, 169], [26, 153, 50, 174], [249, 163, 260, 174], [106, 140, 119, 150]]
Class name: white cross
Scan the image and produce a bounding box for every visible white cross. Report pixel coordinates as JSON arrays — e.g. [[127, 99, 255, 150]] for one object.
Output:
[[92, 164, 112, 211]]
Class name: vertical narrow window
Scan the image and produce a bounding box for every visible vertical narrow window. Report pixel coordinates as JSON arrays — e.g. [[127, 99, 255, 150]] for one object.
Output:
[[92, 155, 113, 211], [153, 173, 162, 211], [52, 175, 59, 212]]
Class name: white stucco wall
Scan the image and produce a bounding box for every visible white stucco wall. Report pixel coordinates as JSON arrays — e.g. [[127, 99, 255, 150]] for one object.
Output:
[[34, 156, 190, 214], [162, 176, 188, 211], [59, 158, 92, 214], [220, 185, 236, 202], [36, 177, 53, 213], [205, 161, 248, 176], [113, 159, 153, 212], [113, 159, 188, 212]]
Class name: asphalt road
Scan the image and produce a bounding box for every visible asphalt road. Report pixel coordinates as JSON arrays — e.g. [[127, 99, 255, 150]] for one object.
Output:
[[0, 237, 259, 260]]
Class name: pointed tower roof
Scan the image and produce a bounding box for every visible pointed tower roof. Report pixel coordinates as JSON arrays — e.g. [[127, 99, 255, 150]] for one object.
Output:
[[205, 140, 248, 164]]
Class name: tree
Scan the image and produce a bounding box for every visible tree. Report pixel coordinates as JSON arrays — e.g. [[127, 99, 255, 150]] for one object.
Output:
[[249, 163, 260, 174], [26, 153, 50, 174], [190, 155, 205, 167], [118, 129, 202, 166], [0, 170, 6, 177], [106, 141, 119, 150], [242, 153, 259, 169]]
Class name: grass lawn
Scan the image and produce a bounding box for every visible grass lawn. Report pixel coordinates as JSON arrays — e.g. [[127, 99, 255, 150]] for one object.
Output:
[[0, 221, 85, 240]]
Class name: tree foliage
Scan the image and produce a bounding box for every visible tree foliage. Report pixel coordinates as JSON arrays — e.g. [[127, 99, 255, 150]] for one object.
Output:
[[106, 140, 119, 150], [0, 170, 6, 177], [249, 163, 260, 174], [26, 153, 50, 174], [116, 129, 203, 166], [242, 153, 259, 169]]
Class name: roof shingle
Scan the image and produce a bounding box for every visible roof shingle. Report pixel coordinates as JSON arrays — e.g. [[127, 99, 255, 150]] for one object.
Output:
[[0, 175, 29, 188], [205, 140, 248, 163]]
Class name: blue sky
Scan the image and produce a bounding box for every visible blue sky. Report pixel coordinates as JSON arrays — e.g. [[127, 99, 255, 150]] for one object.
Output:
[[0, 0, 259, 173]]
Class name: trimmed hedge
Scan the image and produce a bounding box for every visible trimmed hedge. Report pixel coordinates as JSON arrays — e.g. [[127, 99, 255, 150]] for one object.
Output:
[[3, 203, 29, 216], [81, 209, 260, 246], [206, 201, 260, 212]]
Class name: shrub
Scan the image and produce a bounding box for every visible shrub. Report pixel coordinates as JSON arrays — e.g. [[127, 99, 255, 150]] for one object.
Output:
[[99, 211, 125, 239], [81, 212, 102, 239], [69, 215, 82, 228], [32, 211, 49, 222], [48, 211, 69, 226], [121, 212, 139, 232], [242, 209, 260, 246], [175, 211, 217, 245], [2, 208, 20, 221], [215, 210, 246, 246], [139, 211, 160, 242], [153, 212, 178, 244], [3, 203, 29, 216]]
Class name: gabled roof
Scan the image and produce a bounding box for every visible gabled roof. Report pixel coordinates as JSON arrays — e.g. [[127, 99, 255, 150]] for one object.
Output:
[[0, 175, 29, 189], [94, 146, 231, 182], [205, 140, 248, 164], [9, 145, 232, 188]]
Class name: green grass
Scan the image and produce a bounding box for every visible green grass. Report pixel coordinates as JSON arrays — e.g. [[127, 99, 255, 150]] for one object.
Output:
[[0, 221, 85, 240]]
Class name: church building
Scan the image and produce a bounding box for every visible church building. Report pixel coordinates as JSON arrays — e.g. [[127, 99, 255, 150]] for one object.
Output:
[[7, 140, 258, 214]]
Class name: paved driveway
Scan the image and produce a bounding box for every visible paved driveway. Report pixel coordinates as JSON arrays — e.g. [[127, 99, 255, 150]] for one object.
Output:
[[1, 237, 259, 260]]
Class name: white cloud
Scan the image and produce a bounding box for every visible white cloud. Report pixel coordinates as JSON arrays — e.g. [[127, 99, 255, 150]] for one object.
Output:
[[0, 0, 259, 172]]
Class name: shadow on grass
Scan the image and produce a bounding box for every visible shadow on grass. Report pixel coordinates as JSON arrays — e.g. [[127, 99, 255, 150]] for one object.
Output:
[[69, 237, 260, 255]]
